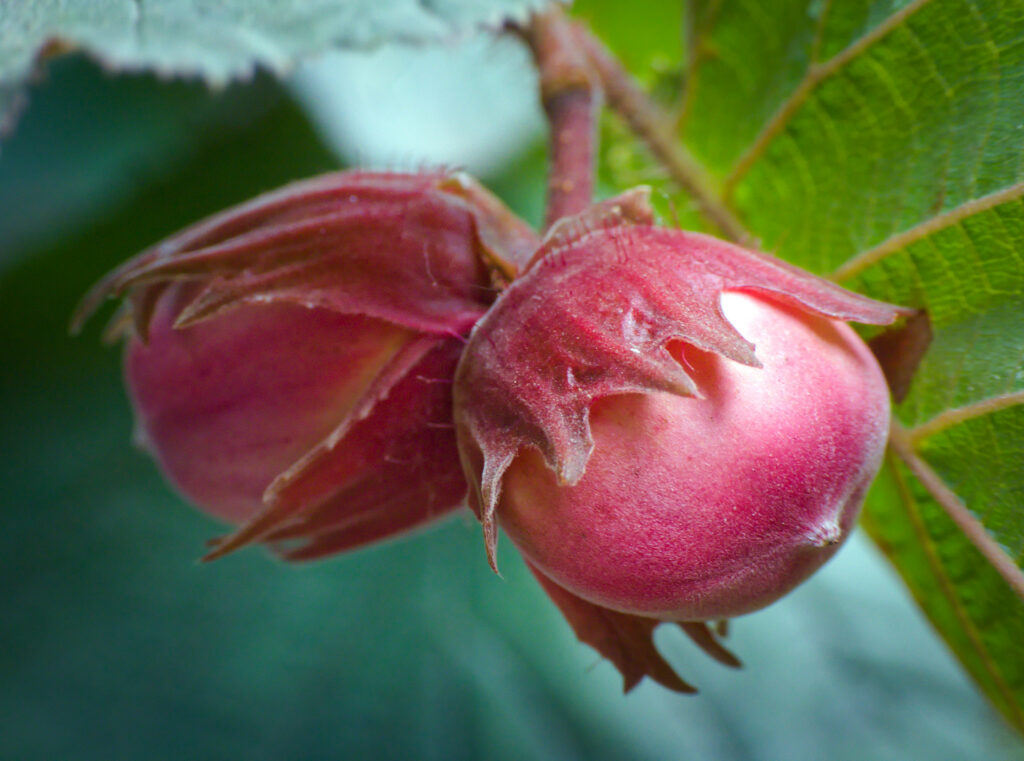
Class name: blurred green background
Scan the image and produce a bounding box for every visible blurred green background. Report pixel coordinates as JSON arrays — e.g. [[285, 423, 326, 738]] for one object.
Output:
[[2, 40, 1023, 761]]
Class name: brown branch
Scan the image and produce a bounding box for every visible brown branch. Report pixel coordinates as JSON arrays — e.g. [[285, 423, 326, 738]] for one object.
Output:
[[888, 421, 1024, 600], [568, 20, 751, 244], [522, 9, 602, 231]]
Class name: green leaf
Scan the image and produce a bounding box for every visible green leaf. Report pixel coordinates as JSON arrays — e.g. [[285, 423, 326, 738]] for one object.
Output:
[[582, 0, 1024, 731], [0, 0, 555, 133], [863, 456, 1024, 729]]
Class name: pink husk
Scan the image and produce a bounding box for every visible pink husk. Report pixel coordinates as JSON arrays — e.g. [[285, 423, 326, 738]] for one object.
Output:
[[80, 170, 540, 559], [72, 170, 537, 337]]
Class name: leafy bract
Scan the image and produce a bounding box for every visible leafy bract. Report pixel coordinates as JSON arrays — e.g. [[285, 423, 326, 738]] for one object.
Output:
[[71, 170, 534, 339], [0, 0, 556, 133], [528, 562, 741, 694], [579, 0, 1024, 729]]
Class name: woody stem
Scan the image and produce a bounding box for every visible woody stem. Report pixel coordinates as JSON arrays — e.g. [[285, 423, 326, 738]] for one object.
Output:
[[523, 9, 602, 232], [568, 21, 750, 244]]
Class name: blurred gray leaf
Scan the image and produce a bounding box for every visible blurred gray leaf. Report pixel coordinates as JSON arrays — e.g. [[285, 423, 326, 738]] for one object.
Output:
[[0, 0, 557, 133], [290, 34, 544, 178]]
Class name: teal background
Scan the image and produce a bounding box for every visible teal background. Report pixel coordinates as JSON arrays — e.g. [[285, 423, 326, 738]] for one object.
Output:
[[1, 54, 1022, 760]]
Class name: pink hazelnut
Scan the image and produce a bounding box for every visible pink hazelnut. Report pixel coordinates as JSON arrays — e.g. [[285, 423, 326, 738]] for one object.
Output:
[[499, 289, 890, 621], [75, 170, 537, 560]]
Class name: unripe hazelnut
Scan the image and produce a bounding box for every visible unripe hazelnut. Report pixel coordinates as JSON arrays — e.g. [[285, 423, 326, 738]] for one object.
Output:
[[500, 289, 890, 620], [75, 170, 537, 560]]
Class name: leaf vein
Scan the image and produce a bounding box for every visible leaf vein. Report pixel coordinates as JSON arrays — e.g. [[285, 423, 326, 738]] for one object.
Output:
[[808, 0, 834, 64], [889, 423, 1024, 598], [675, 0, 723, 131], [909, 391, 1024, 442], [722, 0, 935, 196], [885, 447, 1024, 727], [830, 182, 1024, 282]]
